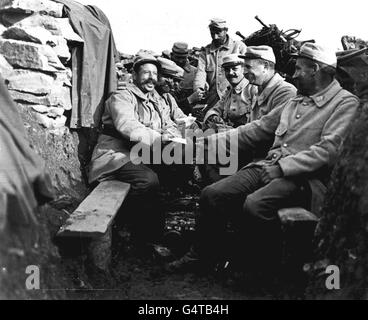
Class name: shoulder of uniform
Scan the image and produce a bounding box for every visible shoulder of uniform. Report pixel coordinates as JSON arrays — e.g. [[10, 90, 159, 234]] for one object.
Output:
[[340, 90, 359, 103], [110, 85, 137, 102], [233, 38, 246, 47], [204, 43, 212, 51], [282, 81, 297, 92]]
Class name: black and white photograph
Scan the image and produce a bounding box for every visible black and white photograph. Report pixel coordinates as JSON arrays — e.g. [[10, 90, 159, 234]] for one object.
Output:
[[0, 0, 368, 304]]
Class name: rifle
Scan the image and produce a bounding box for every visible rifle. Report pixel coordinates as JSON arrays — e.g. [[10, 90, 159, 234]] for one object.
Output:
[[236, 16, 314, 80]]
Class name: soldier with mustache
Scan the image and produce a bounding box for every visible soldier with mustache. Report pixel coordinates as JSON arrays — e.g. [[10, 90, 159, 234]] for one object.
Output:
[[203, 54, 258, 131], [88, 53, 178, 249], [193, 18, 247, 110]]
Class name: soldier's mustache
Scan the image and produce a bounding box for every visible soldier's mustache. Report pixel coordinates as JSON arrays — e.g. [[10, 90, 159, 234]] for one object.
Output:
[[143, 79, 157, 86]]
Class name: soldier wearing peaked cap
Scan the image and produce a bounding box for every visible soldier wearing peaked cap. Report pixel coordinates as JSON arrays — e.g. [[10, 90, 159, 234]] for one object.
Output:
[[203, 53, 257, 132], [239, 45, 297, 123], [169, 43, 359, 276], [200, 53, 258, 184], [89, 53, 179, 246], [193, 18, 247, 111], [156, 57, 197, 127], [170, 42, 200, 114]]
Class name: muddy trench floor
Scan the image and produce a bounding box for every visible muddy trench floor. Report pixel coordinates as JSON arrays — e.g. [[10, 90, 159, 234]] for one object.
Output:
[[54, 184, 309, 300]]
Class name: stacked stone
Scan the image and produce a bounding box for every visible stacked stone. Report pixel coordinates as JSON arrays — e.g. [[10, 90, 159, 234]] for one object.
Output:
[[0, 0, 83, 130]]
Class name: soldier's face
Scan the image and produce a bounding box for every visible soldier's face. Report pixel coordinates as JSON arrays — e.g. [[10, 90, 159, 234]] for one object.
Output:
[[172, 78, 182, 92], [156, 75, 174, 94], [243, 59, 267, 86], [171, 54, 187, 67], [135, 63, 158, 93], [293, 58, 315, 95], [224, 64, 244, 86], [210, 28, 227, 46]]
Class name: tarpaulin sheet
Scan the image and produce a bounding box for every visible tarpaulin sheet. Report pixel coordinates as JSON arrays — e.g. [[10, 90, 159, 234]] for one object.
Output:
[[55, 0, 118, 128]]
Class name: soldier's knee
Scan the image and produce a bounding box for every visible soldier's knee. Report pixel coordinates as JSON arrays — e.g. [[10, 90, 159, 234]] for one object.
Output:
[[200, 184, 221, 207], [243, 194, 262, 219], [139, 170, 160, 194]]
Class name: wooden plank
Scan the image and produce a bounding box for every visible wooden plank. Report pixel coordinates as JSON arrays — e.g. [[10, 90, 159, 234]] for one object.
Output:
[[57, 181, 130, 238], [278, 207, 319, 224]]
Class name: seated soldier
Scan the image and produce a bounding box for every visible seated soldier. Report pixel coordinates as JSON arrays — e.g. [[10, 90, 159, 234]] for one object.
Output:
[[88, 54, 180, 248], [202, 47, 297, 184], [168, 43, 359, 279], [239, 45, 297, 121], [156, 57, 197, 130], [170, 42, 203, 115], [155, 57, 202, 185], [203, 53, 258, 131]]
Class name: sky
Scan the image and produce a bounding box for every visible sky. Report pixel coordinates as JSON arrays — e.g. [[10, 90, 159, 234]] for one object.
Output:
[[77, 0, 368, 55]]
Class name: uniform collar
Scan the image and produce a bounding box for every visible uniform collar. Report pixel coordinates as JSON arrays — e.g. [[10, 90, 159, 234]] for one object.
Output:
[[232, 77, 249, 94], [257, 73, 284, 105], [209, 35, 231, 52], [309, 79, 342, 108], [292, 79, 342, 108]]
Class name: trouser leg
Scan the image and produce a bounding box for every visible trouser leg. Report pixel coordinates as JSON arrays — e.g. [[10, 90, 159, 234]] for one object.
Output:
[[102, 162, 163, 243], [240, 177, 310, 273], [196, 166, 264, 262]]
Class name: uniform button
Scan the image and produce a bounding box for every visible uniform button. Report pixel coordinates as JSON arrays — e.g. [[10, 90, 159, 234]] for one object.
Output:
[[272, 154, 277, 158], [283, 143, 288, 147], [296, 114, 301, 119]]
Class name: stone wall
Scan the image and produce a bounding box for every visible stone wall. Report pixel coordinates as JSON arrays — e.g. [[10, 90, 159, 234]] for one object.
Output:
[[0, 0, 83, 131], [0, 1, 90, 299]]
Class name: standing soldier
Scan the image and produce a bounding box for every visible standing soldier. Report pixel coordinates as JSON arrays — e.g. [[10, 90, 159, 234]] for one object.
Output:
[[193, 18, 247, 111]]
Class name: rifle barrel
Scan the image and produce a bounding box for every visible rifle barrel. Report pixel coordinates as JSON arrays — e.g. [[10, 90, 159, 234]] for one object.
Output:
[[235, 31, 246, 40], [255, 15, 269, 28]]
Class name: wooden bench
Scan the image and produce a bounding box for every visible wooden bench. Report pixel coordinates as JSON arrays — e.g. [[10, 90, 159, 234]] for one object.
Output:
[[57, 180, 130, 271], [58, 180, 130, 238], [278, 207, 319, 225], [278, 207, 320, 273]]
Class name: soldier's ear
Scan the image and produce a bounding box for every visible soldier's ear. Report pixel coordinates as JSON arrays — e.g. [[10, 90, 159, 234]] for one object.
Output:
[[132, 70, 137, 81], [312, 62, 320, 73]]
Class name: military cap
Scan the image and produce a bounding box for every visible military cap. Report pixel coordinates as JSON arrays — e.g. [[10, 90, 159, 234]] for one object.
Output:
[[221, 54, 244, 68], [173, 65, 185, 80], [239, 45, 276, 64], [291, 42, 337, 68], [157, 57, 184, 79], [172, 42, 189, 56], [133, 53, 161, 71], [209, 18, 227, 29]]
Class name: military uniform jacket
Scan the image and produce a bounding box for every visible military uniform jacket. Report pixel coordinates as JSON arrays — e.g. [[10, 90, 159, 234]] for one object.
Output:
[[88, 84, 175, 183], [251, 73, 297, 121], [215, 79, 359, 214], [193, 36, 246, 101], [181, 62, 197, 92], [203, 77, 257, 127]]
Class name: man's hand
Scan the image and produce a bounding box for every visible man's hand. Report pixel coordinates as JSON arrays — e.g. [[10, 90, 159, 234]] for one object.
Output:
[[161, 132, 173, 143], [261, 164, 284, 184], [188, 88, 206, 104]]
